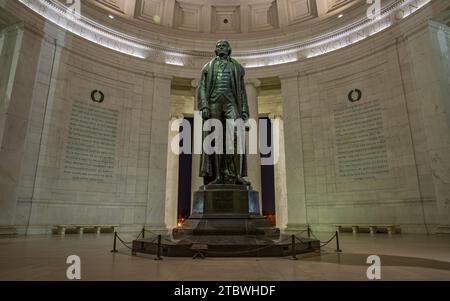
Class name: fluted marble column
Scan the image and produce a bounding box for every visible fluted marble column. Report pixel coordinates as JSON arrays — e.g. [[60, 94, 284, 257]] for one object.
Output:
[[279, 73, 308, 232], [164, 114, 183, 230], [190, 79, 203, 211], [0, 24, 42, 231], [419, 22, 450, 232], [245, 79, 262, 212], [269, 113, 288, 231], [145, 75, 172, 233]]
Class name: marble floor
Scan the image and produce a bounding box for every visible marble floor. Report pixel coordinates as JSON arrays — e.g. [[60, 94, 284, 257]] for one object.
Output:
[[0, 232, 449, 281]]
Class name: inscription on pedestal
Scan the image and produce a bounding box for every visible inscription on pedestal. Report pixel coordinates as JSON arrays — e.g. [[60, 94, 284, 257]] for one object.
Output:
[[64, 101, 118, 182], [192, 186, 260, 216], [334, 100, 389, 180]]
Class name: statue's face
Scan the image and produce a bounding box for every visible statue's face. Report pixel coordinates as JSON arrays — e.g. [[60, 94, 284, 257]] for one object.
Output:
[[216, 41, 230, 57]]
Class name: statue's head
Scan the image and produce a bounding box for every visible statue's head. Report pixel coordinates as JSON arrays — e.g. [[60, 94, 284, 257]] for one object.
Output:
[[215, 40, 232, 57]]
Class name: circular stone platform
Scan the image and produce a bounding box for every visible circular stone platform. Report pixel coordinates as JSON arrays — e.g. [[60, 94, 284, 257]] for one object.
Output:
[[132, 184, 320, 257], [132, 234, 320, 257]]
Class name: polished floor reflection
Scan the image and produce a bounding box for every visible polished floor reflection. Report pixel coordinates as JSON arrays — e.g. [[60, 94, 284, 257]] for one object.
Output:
[[0, 232, 449, 280]]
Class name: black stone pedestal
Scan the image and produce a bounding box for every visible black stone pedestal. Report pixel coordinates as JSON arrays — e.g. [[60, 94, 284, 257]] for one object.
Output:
[[132, 235, 320, 257], [191, 184, 260, 217], [132, 184, 320, 257], [174, 184, 279, 237]]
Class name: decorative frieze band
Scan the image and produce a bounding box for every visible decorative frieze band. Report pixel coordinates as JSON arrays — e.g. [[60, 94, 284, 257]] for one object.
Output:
[[16, 0, 431, 68]]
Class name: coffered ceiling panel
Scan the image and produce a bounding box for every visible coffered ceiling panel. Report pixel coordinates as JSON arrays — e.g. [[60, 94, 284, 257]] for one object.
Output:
[[134, 0, 166, 24], [211, 5, 241, 33], [174, 1, 203, 32], [286, 0, 317, 25], [248, 0, 278, 32], [82, 0, 390, 39], [327, 0, 355, 12], [95, 0, 126, 14], [87, 0, 363, 33], [24, 0, 433, 68]]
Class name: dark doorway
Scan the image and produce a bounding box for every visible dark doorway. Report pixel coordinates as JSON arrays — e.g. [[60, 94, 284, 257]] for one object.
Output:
[[177, 117, 193, 220], [176, 117, 276, 222], [260, 117, 276, 218]]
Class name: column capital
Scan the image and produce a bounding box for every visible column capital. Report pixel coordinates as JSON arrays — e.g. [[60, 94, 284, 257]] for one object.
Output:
[[278, 72, 299, 81], [170, 113, 184, 120], [144, 72, 173, 81], [154, 74, 173, 81], [191, 78, 200, 88], [268, 113, 283, 120], [245, 78, 261, 88]]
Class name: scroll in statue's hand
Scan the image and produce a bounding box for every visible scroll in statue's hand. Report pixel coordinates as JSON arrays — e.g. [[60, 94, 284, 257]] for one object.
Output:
[[242, 113, 251, 131], [201, 108, 211, 119]]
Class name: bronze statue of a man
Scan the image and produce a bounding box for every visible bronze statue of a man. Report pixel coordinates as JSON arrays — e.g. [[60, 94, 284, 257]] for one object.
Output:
[[198, 40, 251, 186]]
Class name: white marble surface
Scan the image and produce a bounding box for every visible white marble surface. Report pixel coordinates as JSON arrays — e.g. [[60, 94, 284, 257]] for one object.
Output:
[[0, 2, 448, 235], [0, 233, 449, 280]]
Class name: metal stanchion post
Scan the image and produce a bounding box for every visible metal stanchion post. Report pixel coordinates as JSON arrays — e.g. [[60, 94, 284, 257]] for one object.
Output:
[[291, 235, 298, 260], [155, 234, 162, 260], [111, 232, 118, 253], [142, 227, 145, 239], [335, 231, 342, 253], [307, 226, 311, 238]]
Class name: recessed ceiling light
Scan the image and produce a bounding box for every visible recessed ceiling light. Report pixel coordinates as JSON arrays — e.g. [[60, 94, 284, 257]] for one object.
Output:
[[153, 15, 161, 24], [338, 14, 344, 18], [108, 14, 114, 19]]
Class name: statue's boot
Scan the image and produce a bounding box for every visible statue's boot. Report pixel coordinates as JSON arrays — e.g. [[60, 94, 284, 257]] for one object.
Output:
[[233, 154, 251, 186], [209, 155, 223, 184], [235, 176, 251, 186], [210, 177, 223, 184]]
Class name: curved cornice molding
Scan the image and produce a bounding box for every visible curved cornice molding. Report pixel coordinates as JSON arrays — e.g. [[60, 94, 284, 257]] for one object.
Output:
[[16, 0, 431, 68]]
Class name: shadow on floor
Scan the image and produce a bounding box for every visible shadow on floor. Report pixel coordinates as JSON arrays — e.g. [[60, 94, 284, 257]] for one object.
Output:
[[299, 251, 450, 271]]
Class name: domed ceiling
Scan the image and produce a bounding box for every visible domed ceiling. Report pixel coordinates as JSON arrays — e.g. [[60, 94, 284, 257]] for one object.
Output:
[[86, 0, 361, 35], [17, 0, 433, 67]]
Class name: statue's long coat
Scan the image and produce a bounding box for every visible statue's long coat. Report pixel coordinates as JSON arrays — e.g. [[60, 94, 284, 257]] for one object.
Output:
[[197, 57, 249, 181]]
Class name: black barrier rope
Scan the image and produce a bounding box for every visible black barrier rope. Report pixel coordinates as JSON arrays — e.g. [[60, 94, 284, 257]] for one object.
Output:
[[335, 231, 342, 252], [143, 229, 163, 236], [307, 228, 342, 252], [135, 229, 143, 240], [319, 233, 337, 247], [294, 235, 307, 244], [308, 228, 325, 242], [186, 235, 296, 256], [112, 227, 342, 258], [198, 243, 285, 256], [308, 228, 320, 241], [291, 235, 297, 260], [110, 229, 159, 253], [131, 231, 320, 258], [290, 229, 308, 236], [115, 234, 134, 250], [144, 229, 176, 244], [155, 235, 163, 260], [126, 232, 321, 259], [111, 232, 118, 253]]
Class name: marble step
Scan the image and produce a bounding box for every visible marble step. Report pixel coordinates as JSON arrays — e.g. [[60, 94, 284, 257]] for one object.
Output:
[[0, 226, 17, 236]]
